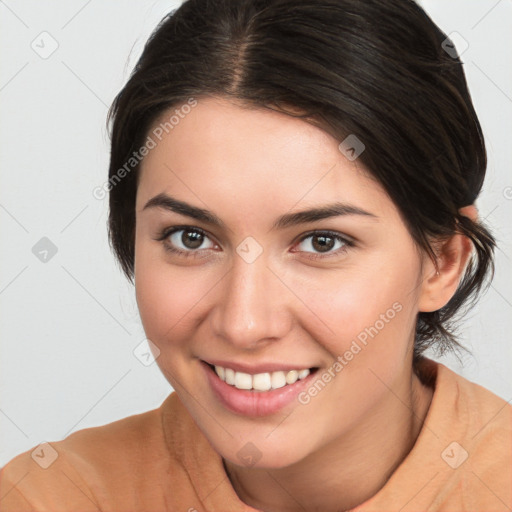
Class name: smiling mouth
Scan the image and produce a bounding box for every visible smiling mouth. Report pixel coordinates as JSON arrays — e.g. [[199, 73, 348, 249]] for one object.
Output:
[[204, 362, 319, 392]]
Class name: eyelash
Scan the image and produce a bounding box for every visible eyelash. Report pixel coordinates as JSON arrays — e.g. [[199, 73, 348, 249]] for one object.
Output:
[[155, 226, 354, 261]]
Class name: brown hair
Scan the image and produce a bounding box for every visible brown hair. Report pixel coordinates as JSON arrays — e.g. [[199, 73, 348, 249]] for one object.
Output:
[[106, 0, 495, 361]]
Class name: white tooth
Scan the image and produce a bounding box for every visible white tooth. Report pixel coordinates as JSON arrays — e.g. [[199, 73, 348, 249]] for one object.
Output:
[[298, 368, 310, 379], [271, 371, 287, 389], [234, 371, 253, 390], [219, 365, 310, 390], [225, 368, 235, 385], [253, 373, 272, 391], [215, 365, 225, 381], [285, 370, 299, 385]]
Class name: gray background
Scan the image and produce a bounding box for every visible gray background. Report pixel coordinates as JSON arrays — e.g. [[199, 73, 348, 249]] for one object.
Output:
[[1, 0, 511, 466]]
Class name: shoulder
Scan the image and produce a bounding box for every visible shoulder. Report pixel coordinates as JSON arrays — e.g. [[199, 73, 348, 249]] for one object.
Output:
[[445, 362, 512, 436], [433, 361, 512, 509], [418, 357, 511, 433], [393, 358, 512, 511], [0, 400, 169, 511]]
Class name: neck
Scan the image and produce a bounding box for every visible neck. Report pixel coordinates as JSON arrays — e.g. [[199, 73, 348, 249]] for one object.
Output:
[[223, 364, 434, 512]]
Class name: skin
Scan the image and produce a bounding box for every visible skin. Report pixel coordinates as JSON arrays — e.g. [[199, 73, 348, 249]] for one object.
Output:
[[134, 96, 475, 511]]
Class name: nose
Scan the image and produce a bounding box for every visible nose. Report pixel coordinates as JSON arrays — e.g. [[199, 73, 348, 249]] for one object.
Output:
[[210, 251, 292, 350]]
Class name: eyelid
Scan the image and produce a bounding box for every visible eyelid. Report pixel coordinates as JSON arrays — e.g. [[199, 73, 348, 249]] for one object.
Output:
[[155, 225, 355, 259], [156, 225, 214, 242], [291, 230, 354, 260], [155, 225, 219, 252], [293, 229, 355, 246]]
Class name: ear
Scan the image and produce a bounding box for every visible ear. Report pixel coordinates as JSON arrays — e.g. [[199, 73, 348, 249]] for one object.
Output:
[[418, 205, 477, 313]]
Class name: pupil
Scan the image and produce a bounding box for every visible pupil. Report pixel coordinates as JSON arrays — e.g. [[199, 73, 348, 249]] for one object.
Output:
[[183, 230, 203, 249], [312, 235, 333, 253]]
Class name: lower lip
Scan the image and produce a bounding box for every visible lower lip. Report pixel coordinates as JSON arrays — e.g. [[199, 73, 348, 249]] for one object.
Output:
[[201, 361, 318, 417]]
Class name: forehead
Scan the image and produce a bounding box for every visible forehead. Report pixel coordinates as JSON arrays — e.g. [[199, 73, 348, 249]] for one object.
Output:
[[136, 96, 393, 221]]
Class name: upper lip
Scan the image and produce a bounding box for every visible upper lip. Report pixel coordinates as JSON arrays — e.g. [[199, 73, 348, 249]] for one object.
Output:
[[202, 358, 318, 374]]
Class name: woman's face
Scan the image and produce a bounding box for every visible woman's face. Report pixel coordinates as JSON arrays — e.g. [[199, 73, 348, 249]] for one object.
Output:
[[134, 96, 430, 468]]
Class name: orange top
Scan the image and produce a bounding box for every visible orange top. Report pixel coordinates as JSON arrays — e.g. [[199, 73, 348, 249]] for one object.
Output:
[[1, 358, 511, 512]]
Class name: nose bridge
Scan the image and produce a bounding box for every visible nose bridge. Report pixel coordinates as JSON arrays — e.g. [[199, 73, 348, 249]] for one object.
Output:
[[212, 251, 289, 348]]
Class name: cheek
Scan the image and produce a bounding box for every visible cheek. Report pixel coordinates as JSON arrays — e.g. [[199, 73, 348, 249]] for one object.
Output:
[[134, 245, 207, 345], [297, 255, 419, 366], [291, 264, 420, 428]]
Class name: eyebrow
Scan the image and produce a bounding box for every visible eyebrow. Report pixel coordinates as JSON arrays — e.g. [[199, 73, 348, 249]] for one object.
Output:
[[142, 193, 378, 230]]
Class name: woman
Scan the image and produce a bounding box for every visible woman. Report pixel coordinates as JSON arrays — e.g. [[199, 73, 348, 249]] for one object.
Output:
[[1, 0, 510, 510]]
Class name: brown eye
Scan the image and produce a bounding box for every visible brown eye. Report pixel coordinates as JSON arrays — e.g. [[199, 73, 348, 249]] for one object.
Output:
[[160, 227, 216, 257], [179, 229, 204, 249], [311, 234, 335, 253], [294, 231, 352, 260]]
